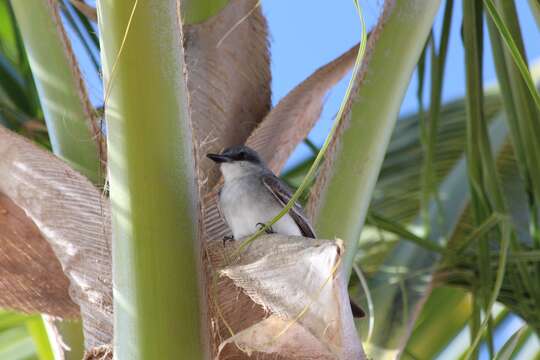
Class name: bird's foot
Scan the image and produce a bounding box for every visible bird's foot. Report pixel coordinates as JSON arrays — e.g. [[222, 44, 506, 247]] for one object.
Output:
[[222, 235, 234, 245], [256, 222, 274, 234]]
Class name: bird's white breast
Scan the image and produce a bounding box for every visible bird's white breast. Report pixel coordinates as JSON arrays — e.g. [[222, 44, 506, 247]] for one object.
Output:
[[219, 174, 301, 239]]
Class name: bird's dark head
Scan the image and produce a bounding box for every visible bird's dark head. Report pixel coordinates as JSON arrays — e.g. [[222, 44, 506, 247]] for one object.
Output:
[[206, 145, 264, 165]]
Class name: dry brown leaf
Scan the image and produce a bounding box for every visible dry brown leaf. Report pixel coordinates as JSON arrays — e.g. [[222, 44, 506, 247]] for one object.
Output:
[[184, 0, 271, 192], [246, 44, 359, 174], [0, 126, 112, 349], [0, 193, 79, 317], [215, 235, 365, 359], [83, 344, 113, 360]]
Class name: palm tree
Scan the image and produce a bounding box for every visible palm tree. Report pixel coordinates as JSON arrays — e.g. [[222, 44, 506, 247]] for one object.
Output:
[[0, 0, 539, 359]]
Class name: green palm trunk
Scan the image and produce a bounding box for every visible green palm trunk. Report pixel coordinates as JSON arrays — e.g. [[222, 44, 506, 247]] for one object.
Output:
[[97, 0, 205, 358]]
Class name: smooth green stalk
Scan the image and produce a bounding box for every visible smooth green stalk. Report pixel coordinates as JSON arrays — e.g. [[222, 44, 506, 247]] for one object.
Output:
[[314, 0, 440, 279], [234, 0, 367, 256], [10, 0, 101, 184], [98, 0, 202, 359]]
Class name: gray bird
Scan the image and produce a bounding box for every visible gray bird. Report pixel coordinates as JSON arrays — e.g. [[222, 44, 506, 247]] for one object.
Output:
[[207, 145, 365, 318], [207, 145, 314, 240]]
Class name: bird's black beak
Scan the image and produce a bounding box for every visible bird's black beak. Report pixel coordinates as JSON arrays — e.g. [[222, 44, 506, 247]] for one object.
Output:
[[207, 153, 231, 163]]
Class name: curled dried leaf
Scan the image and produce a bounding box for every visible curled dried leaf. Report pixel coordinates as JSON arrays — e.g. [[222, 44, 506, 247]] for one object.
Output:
[[0, 126, 112, 349], [212, 235, 365, 359]]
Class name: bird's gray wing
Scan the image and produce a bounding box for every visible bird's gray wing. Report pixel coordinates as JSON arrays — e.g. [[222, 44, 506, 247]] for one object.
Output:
[[261, 173, 316, 238]]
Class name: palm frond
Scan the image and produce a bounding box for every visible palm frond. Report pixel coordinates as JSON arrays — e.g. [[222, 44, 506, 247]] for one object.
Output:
[[0, 126, 112, 348]]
